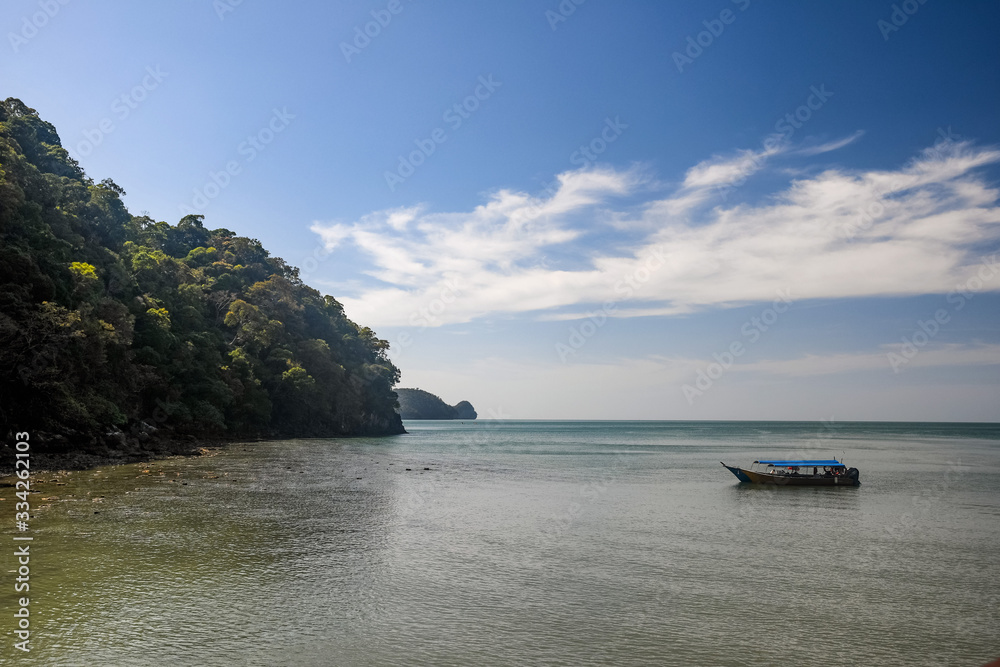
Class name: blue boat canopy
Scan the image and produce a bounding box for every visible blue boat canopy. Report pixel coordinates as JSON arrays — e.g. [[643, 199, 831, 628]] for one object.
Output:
[[754, 459, 845, 467]]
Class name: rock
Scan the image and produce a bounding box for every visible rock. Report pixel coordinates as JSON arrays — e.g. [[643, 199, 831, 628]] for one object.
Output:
[[453, 401, 477, 420], [105, 428, 127, 447]]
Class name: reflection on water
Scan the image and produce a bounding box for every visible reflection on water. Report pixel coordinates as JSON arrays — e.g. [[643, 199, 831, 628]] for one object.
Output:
[[2, 421, 998, 666]]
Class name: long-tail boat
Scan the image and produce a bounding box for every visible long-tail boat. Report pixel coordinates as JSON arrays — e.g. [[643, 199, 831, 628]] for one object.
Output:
[[720, 458, 860, 486]]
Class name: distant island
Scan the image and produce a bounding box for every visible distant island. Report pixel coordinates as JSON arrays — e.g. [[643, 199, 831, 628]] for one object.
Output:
[[395, 388, 477, 420]]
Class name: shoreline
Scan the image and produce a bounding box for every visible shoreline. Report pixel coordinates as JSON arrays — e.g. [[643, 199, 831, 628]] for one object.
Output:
[[0, 426, 408, 478], [0, 436, 221, 478]]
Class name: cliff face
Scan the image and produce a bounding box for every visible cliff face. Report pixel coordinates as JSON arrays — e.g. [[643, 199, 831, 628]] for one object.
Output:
[[453, 401, 478, 420], [394, 388, 477, 420]]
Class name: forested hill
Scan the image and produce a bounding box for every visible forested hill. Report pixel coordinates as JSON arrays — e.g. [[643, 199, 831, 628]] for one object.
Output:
[[0, 98, 404, 460], [395, 388, 477, 420]]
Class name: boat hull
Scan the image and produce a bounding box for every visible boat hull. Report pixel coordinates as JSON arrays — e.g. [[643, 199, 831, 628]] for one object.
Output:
[[722, 463, 860, 487]]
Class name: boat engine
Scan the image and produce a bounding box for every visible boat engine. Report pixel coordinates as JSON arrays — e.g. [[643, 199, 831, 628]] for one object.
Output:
[[846, 467, 860, 483]]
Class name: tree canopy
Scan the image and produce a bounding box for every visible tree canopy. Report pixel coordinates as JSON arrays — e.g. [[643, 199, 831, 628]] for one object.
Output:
[[0, 98, 403, 457]]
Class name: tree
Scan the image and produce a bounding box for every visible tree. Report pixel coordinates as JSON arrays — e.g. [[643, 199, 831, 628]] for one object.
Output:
[[0, 97, 404, 457]]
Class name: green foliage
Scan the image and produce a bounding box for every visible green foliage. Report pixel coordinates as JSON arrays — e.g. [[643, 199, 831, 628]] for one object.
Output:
[[0, 97, 404, 453], [145, 307, 171, 329], [68, 261, 99, 281], [395, 388, 477, 420]]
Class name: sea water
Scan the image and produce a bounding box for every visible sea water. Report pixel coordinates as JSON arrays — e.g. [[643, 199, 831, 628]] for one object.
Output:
[[3, 421, 999, 666]]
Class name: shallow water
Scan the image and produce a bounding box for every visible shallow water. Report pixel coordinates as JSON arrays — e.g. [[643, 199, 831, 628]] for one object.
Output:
[[3, 421, 999, 666]]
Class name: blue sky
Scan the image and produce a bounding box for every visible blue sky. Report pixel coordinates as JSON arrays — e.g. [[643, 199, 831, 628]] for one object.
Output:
[[4, 0, 1000, 420]]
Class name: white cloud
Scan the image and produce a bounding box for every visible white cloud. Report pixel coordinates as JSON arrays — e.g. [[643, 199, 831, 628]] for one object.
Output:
[[680, 143, 782, 190], [791, 130, 865, 156], [310, 221, 352, 250], [310, 140, 1000, 327]]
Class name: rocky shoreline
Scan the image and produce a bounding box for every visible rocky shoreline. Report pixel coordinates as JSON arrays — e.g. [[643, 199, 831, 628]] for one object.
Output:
[[1, 408, 410, 477], [0, 433, 216, 478], [0, 424, 407, 477]]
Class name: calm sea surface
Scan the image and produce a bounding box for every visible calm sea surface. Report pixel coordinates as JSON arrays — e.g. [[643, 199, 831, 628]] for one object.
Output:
[[3, 421, 999, 666]]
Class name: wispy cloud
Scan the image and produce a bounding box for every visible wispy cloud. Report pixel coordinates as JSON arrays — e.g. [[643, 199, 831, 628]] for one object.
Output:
[[791, 130, 866, 156], [310, 140, 1000, 327], [680, 144, 782, 190]]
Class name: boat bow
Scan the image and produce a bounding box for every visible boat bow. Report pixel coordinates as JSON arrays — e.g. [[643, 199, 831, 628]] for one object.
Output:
[[721, 462, 752, 483]]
